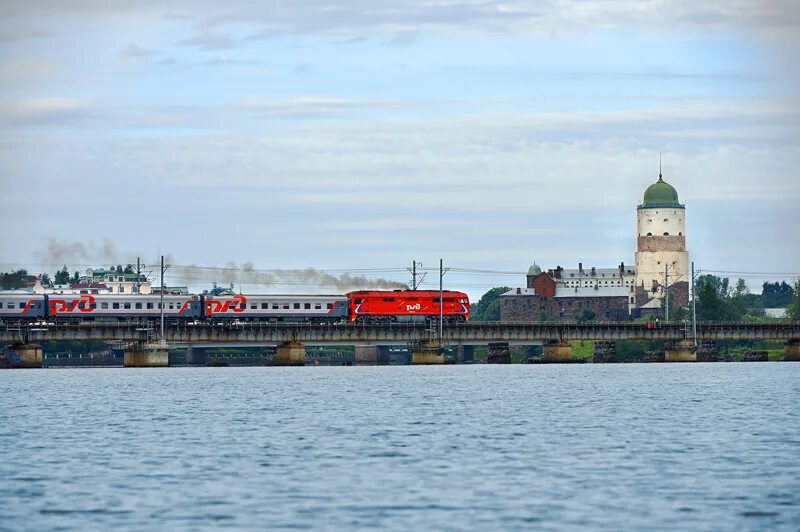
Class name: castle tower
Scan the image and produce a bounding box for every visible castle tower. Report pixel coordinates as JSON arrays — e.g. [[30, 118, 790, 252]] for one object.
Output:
[[634, 170, 689, 310]]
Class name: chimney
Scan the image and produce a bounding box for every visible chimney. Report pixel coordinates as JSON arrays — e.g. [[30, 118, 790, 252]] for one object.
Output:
[[578, 262, 583, 274], [591, 266, 596, 277]]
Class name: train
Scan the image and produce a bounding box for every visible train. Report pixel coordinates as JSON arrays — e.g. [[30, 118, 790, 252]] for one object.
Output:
[[0, 290, 470, 324]]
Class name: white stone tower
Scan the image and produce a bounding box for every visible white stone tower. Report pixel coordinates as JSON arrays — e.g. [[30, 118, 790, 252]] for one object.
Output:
[[634, 169, 689, 308]]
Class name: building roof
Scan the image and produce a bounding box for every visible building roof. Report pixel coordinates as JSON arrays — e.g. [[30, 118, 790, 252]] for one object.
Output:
[[557, 268, 634, 279], [527, 264, 541, 276], [640, 175, 683, 208]]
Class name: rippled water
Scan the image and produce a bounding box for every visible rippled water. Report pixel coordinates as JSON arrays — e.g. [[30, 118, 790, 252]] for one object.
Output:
[[1, 364, 799, 530]]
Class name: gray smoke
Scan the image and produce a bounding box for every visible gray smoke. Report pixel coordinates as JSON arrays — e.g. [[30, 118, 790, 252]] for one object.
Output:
[[34, 238, 173, 272], [174, 261, 408, 291]]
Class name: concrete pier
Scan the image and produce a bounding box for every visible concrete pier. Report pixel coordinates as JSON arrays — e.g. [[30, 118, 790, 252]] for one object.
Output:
[[785, 339, 800, 361], [123, 344, 169, 367], [274, 341, 306, 366], [696, 340, 717, 362], [411, 341, 444, 365], [487, 342, 511, 364], [542, 341, 572, 363], [593, 341, 616, 363], [354, 345, 390, 365], [1, 343, 43, 368], [665, 340, 696, 362]]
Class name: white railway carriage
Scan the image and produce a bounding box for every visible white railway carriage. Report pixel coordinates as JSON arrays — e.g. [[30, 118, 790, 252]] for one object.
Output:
[[0, 294, 47, 320], [47, 294, 203, 321], [204, 294, 349, 322]]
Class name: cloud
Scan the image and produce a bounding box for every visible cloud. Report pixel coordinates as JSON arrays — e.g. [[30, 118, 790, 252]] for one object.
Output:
[[178, 30, 236, 50], [0, 97, 92, 126], [122, 43, 158, 57], [233, 96, 413, 118]]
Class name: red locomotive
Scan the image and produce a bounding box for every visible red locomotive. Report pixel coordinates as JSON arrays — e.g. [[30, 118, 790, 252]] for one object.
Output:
[[346, 290, 470, 324]]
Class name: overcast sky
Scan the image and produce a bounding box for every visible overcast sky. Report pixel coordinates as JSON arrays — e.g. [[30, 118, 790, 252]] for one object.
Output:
[[1, 1, 798, 297]]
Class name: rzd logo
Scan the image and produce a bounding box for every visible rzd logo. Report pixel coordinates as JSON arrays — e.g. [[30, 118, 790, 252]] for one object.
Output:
[[405, 303, 421, 312], [48, 294, 96, 314], [206, 295, 247, 316]]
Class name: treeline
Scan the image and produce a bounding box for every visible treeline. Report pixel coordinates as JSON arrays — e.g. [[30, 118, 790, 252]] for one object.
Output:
[[1, 264, 140, 290]]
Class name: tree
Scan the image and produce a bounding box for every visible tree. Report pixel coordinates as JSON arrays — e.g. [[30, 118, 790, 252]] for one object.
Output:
[[123, 264, 135, 274], [0, 269, 28, 290], [115, 264, 123, 274], [695, 274, 741, 321], [789, 280, 800, 320], [762, 281, 794, 308], [54, 266, 70, 285], [71, 271, 80, 284], [470, 287, 511, 321], [40, 273, 52, 286]]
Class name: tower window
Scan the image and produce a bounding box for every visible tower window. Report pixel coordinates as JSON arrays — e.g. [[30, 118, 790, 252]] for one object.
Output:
[[663, 218, 668, 222], [663, 232, 669, 236], [646, 232, 652, 236], [678, 232, 682, 236]]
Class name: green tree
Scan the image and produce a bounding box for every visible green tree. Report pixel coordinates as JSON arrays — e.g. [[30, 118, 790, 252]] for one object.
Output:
[[577, 309, 596, 323], [71, 271, 80, 284], [762, 281, 794, 308], [54, 266, 70, 285], [789, 280, 800, 320], [470, 286, 511, 321], [123, 264, 135, 274], [695, 274, 741, 321], [0, 269, 28, 290], [40, 273, 52, 286]]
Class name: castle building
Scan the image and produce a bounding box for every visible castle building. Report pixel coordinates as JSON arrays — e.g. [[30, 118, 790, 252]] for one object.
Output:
[[500, 169, 690, 322], [634, 172, 689, 310]]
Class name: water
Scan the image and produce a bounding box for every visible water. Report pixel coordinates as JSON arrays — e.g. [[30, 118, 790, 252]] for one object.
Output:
[[1, 364, 799, 531]]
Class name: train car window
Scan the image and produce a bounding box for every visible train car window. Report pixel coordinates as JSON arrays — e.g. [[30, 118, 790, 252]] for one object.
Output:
[[283, 304, 289, 309], [101, 302, 109, 309], [0, 302, 3, 308], [135, 303, 142, 309], [273, 304, 279, 309], [19, 302, 25, 308], [327, 303, 332, 309], [250, 304, 257, 309], [169, 304, 174, 309], [90, 303, 97, 309], [315, 304, 321, 310], [124, 302, 131, 309], [147, 302, 154, 309], [78, 302, 85, 309], [261, 303, 268, 309], [113, 302, 120, 309], [304, 303, 311, 309], [294, 303, 300, 309], [433, 297, 441, 302]]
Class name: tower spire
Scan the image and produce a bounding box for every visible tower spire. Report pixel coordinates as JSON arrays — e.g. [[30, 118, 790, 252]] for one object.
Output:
[[659, 152, 663, 181]]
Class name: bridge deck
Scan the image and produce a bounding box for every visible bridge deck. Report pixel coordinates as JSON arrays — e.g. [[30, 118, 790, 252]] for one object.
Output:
[[2, 321, 798, 345]]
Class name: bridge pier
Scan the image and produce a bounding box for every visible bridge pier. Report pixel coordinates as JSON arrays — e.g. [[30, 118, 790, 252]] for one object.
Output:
[[354, 345, 391, 365], [665, 340, 696, 362], [274, 341, 306, 366], [1, 343, 43, 368], [785, 339, 800, 361], [593, 341, 616, 363], [411, 341, 443, 365], [123, 343, 169, 367], [696, 340, 717, 362], [487, 342, 511, 364], [542, 341, 572, 363], [186, 347, 208, 365]]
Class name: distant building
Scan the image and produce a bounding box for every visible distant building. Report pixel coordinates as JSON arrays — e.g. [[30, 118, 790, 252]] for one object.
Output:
[[81, 268, 151, 295], [502, 169, 690, 322]]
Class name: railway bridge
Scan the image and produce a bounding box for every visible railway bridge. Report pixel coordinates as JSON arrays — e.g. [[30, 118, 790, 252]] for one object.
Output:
[[2, 321, 799, 366]]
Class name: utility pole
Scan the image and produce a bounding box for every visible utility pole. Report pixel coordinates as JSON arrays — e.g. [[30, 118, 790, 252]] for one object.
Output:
[[159, 255, 169, 344], [664, 263, 670, 322], [691, 261, 698, 347], [438, 259, 449, 355], [408, 261, 426, 290], [135, 257, 143, 294]]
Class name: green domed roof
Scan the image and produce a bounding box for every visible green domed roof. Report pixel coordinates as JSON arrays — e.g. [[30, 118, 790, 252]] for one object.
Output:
[[641, 175, 682, 208], [527, 264, 541, 276]]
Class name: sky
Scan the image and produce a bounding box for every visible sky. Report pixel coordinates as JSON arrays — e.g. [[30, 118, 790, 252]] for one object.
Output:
[[1, 1, 799, 298]]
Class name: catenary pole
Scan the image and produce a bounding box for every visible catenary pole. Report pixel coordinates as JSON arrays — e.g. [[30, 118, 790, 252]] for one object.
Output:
[[439, 258, 444, 354], [160, 255, 165, 343], [664, 263, 670, 322], [692, 261, 697, 346]]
